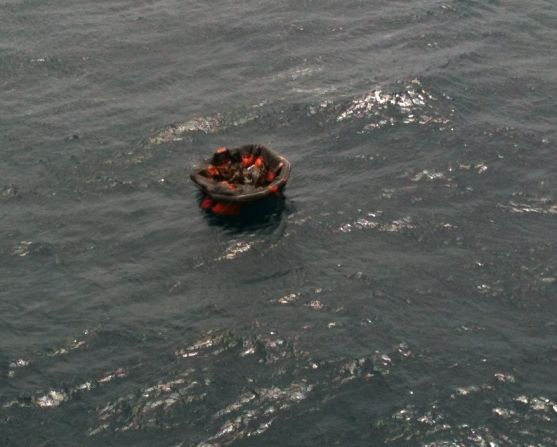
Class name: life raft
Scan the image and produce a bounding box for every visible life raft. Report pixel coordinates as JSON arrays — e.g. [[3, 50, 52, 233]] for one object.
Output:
[[190, 144, 291, 215]]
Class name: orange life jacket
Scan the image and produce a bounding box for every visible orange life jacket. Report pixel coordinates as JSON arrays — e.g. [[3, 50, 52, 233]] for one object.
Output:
[[265, 161, 284, 182], [241, 154, 255, 168]]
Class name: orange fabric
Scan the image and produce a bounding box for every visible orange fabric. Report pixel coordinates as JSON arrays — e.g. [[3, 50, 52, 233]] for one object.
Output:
[[207, 165, 219, 177], [200, 196, 214, 209], [265, 162, 283, 182], [255, 156, 265, 168], [241, 154, 254, 168], [211, 202, 242, 215]]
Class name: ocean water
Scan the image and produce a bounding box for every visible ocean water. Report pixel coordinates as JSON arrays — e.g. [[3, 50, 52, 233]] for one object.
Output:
[[1, 0, 557, 445]]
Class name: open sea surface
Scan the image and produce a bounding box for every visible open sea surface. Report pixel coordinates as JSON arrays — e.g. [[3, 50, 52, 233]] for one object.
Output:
[[1, 0, 557, 445]]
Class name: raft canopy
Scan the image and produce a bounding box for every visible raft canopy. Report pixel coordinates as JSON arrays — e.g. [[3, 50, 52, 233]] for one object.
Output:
[[190, 144, 291, 203]]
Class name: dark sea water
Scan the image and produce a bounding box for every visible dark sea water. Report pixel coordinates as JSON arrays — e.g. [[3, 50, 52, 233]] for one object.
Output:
[[2, 0, 557, 445]]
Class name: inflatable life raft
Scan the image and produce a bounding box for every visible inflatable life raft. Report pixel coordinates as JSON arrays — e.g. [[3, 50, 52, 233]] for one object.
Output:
[[190, 144, 291, 215]]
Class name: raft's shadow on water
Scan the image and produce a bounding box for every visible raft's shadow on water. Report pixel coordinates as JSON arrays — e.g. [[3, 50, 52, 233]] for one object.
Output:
[[199, 194, 290, 233]]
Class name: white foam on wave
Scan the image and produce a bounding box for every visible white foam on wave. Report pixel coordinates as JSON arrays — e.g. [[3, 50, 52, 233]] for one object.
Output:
[[146, 79, 451, 150], [499, 199, 557, 215], [376, 373, 557, 446], [148, 116, 223, 144], [338, 213, 415, 234], [218, 240, 254, 260], [336, 79, 452, 132], [77, 328, 411, 445]]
